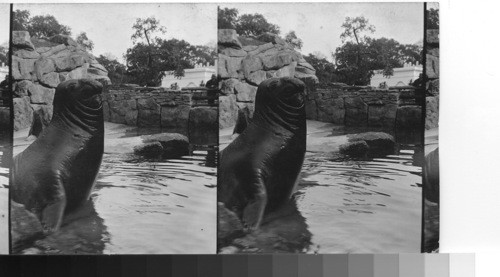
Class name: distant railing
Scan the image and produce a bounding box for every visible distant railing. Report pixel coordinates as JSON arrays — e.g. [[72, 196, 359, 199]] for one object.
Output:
[[181, 87, 219, 107]]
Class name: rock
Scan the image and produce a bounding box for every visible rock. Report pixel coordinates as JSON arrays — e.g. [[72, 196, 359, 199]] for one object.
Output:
[[34, 58, 56, 80], [425, 96, 439, 130], [12, 31, 35, 51], [160, 105, 190, 135], [427, 79, 439, 96], [396, 105, 422, 129], [261, 52, 294, 70], [188, 107, 218, 145], [142, 133, 189, 159], [344, 97, 368, 126], [246, 70, 267, 86], [426, 53, 439, 79], [424, 147, 439, 203], [29, 105, 52, 137], [225, 56, 243, 79], [15, 49, 40, 59], [234, 82, 257, 102], [256, 33, 286, 45], [247, 42, 274, 56], [348, 132, 396, 156], [137, 98, 161, 127], [12, 57, 36, 80], [426, 29, 439, 44], [53, 54, 86, 72], [339, 141, 369, 158], [39, 72, 60, 88], [133, 141, 163, 158], [233, 108, 250, 135], [13, 80, 32, 97], [219, 94, 238, 129], [296, 62, 316, 75], [218, 29, 242, 49], [48, 35, 78, 47], [11, 201, 44, 253], [219, 48, 247, 57], [238, 36, 268, 46], [68, 63, 89, 79], [242, 55, 263, 77], [220, 79, 238, 95], [217, 203, 244, 245], [13, 97, 33, 131]]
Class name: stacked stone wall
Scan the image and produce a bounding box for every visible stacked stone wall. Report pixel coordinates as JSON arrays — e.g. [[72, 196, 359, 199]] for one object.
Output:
[[305, 86, 421, 129], [11, 31, 110, 131], [103, 86, 217, 138], [426, 29, 439, 129]]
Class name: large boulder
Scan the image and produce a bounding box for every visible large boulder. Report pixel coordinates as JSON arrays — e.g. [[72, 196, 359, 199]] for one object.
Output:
[[142, 133, 189, 159], [347, 132, 396, 157], [12, 31, 35, 51], [218, 29, 242, 49], [11, 201, 44, 253]]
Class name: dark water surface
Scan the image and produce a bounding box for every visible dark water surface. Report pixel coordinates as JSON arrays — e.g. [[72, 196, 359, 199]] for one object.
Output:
[[221, 122, 422, 253], [15, 125, 217, 254]]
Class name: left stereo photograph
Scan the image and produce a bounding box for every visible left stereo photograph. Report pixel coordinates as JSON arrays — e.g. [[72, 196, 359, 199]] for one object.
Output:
[[8, 3, 218, 254], [0, 4, 10, 256]]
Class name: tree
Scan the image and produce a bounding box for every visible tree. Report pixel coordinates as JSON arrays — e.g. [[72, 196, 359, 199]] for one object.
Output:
[[125, 17, 217, 86], [304, 53, 339, 84], [96, 54, 129, 85], [340, 16, 375, 44], [334, 16, 422, 85], [12, 9, 30, 31], [427, 8, 439, 29], [218, 7, 238, 29], [284, 31, 303, 50], [235, 13, 280, 36], [76, 32, 94, 52], [27, 15, 71, 38]]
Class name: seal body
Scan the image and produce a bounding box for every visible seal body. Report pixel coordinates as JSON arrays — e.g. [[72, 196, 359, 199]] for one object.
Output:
[[218, 77, 306, 230], [12, 79, 104, 233]]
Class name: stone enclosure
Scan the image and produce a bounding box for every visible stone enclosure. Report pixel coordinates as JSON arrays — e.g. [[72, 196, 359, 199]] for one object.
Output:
[[218, 29, 318, 129], [305, 85, 422, 129], [11, 31, 111, 131], [426, 29, 439, 129], [218, 29, 422, 130], [103, 86, 217, 138]]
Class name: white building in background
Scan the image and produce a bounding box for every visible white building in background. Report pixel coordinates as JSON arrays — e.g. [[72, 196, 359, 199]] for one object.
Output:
[[370, 63, 422, 87], [161, 62, 216, 89], [0, 63, 7, 81]]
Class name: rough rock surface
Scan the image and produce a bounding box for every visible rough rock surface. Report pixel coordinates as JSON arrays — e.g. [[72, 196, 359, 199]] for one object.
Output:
[[11, 201, 44, 253], [12, 31, 110, 131], [141, 133, 189, 159], [347, 132, 396, 157], [425, 28, 439, 130], [218, 29, 318, 129]]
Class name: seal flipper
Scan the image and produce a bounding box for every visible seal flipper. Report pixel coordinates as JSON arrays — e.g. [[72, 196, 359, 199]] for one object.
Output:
[[40, 174, 67, 234], [42, 199, 66, 234], [242, 178, 267, 231]]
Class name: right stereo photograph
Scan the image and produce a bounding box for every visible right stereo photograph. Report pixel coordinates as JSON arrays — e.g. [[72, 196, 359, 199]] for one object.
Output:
[[217, 2, 439, 254]]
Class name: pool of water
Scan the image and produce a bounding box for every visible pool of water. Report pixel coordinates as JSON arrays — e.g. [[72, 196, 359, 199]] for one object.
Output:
[[220, 121, 422, 253], [14, 124, 217, 254]]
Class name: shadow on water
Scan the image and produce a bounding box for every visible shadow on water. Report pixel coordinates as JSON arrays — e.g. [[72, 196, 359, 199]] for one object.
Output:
[[17, 126, 217, 254]]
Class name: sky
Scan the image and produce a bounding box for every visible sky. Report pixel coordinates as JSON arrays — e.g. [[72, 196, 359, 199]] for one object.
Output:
[[0, 4, 9, 46], [15, 3, 217, 63], [222, 2, 424, 61]]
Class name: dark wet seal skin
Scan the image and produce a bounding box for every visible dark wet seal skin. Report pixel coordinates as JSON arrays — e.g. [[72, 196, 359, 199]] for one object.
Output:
[[12, 78, 104, 234], [218, 77, 307, 231]]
